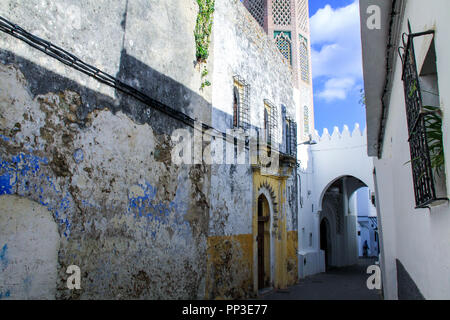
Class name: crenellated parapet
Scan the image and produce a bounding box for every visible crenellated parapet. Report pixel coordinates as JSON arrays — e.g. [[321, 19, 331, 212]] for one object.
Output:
[[305, 123, 374, 212], [311, 123, 368, 149]]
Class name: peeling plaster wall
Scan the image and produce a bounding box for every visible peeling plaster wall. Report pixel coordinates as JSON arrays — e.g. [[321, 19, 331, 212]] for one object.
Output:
[[0, 0, 213, 299], [209, 163, 253, 237], [0, 0, 299, 300], [205, 234, 253, 299], [0, 62, 209, 299]]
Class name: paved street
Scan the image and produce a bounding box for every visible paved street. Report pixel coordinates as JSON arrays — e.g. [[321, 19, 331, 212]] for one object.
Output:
[[260, 259, 382, 300]]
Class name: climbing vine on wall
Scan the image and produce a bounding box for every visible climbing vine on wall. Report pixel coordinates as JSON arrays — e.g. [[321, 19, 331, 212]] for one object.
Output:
[[195, 0, 214, 62], [194, 0, 215, 89]]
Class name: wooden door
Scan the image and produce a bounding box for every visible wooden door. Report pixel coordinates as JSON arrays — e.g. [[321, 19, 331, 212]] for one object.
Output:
[[257, 197, 264, 289]]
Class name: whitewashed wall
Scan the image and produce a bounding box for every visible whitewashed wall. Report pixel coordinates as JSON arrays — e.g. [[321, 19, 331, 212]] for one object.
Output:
[[373, 0, 450, 300], [298, 124, 375, 277]]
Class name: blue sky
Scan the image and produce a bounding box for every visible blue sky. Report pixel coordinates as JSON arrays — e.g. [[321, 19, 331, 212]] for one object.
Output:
[[309, 0, 365, 135]]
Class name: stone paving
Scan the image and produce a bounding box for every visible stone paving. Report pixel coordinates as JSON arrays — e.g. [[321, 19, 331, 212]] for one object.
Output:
[[260, 259, 382, 300]]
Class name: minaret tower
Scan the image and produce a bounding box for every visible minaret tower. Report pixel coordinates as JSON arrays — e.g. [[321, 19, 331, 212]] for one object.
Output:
[[243, 0, 315, 141]]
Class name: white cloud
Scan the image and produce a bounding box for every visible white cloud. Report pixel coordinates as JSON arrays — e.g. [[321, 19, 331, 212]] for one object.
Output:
[[310, 1, 363, 102], [310, 1, 361, 46], [318, 77, 356, 102]]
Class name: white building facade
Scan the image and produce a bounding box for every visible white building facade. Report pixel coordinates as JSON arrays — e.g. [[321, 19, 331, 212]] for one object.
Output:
[[298, 124, 375, 277], [360, 0, 450, 300]]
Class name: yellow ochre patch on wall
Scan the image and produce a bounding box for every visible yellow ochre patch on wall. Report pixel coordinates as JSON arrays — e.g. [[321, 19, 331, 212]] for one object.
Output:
[[286, 231, 298, 286], [205, 234, 253, 299]]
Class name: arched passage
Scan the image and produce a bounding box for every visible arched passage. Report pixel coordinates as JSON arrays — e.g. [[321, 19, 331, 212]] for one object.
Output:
[[300, 128, 375, 278], [319, 175, 372, 269], [318, 175, 372, 212]]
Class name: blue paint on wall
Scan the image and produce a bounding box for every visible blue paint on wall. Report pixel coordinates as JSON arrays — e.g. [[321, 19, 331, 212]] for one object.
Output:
[[1, 144, 191, 242], [0, 290, 11, 299], [0, 152, 48, 196], [0, 244, 8, 271], [127, 182, 191, 239], [73, 149, 84, 164], [11, 153, 48, 176], [0, 173, 13, 195], [0, 152, 72, 238]]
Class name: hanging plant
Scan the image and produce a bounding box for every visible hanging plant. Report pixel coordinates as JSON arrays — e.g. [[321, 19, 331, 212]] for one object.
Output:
[[423, 105, 445, 176], [405, 105, 445, 181], [194, 0, 215, 89], [403, 77, 445, 181], [194, 0, 215, 63]]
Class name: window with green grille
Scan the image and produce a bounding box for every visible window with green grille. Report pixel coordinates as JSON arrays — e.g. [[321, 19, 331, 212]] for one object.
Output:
[[274, 31, 292, 65]]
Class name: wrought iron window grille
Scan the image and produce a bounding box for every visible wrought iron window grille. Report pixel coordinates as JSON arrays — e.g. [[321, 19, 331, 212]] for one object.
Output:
[[263, 99, 279, 148], [398, 22, 448, 209], [286, 116, 297, 158], [233, 75, 251, 131]]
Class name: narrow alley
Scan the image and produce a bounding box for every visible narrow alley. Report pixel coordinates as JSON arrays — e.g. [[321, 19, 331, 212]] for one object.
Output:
[[0, 0, 449, 303], [260, 259, 381, 300]]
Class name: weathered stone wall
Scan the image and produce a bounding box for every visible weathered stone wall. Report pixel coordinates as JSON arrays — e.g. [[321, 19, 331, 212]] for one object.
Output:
[[0, 0, 213, 299], [0, 0, 299, 300]]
